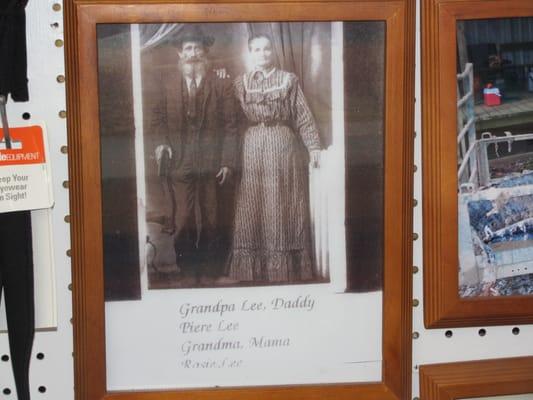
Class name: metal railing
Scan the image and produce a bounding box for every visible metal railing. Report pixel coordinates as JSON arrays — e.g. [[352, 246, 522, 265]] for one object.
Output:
[[457, 63, 533, 190], [457, 63, 478, 187]]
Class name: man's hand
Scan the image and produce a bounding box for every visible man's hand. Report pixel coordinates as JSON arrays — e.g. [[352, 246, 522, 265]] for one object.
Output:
[[155, 145, 172, 163], [216, 167, 231, 185], [310, 150, 321, 168]]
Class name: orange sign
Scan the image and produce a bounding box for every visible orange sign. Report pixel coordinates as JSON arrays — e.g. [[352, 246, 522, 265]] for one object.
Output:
[[0, 125, 46, 166]]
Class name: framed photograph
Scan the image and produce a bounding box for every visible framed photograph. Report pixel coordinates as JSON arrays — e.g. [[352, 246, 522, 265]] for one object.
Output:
[[65, 0, 414, 398], [422, 0, 533, 328], [419, 357, 533, 400]]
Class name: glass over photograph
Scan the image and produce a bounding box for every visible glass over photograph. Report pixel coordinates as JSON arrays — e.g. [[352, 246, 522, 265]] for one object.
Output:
[[98, 21, 385, 390], [457, 17, 533, 298]]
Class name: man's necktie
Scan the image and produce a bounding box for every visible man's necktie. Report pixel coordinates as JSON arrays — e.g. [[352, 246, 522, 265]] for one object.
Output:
[[188, 78, 197, 118]]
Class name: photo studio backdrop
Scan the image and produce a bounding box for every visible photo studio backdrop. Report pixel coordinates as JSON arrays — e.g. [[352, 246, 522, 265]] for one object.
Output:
[[0, 0, 532, 399]]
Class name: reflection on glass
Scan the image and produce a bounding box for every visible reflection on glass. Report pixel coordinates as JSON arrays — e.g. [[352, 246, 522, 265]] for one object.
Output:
[[457, 17, 533, 298]]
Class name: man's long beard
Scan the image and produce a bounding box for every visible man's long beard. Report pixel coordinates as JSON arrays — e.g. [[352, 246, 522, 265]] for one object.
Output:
[[179, 57, 209, 78]]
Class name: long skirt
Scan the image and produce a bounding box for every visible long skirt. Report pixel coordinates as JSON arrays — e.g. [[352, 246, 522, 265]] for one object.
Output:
[[227, 124, 314, 282]]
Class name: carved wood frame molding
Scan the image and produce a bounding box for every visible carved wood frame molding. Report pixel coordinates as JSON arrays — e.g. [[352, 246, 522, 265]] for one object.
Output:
[[65, 1, 415, 398]]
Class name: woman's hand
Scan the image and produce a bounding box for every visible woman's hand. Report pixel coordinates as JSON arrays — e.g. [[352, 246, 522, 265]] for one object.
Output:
[[310, 150, 321, 168], [216, 167, 231, 185], [214, 68, 230, 79]]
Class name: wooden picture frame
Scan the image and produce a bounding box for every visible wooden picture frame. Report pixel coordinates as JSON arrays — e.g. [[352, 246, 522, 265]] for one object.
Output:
[[420, 357, 533, 400], [422, 0, 533, 328], [65, 0, 414, 399]]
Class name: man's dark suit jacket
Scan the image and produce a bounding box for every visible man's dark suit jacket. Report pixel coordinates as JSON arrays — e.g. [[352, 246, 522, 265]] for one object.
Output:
[[152, 68, 239, 179]]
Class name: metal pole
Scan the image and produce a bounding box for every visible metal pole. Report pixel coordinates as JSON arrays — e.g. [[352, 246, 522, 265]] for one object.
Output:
[[0, 95, 12, 149], [477, 141, 491, 188]]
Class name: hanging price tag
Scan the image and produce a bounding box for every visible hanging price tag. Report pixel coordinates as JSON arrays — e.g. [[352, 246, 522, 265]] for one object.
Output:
[[0, 124, 54, 213]]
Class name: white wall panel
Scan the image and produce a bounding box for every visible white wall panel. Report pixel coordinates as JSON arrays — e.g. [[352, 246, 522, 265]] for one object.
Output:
[[0, 1, 73, 399], [412, 0, 533, 397]]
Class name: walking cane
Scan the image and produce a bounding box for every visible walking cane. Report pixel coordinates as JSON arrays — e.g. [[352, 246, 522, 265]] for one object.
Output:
[[158, 147, 177, 234]]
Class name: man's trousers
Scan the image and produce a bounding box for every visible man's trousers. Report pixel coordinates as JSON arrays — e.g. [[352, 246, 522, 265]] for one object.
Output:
[[173, 178, 219, 276], [0, 210, 34, 400]]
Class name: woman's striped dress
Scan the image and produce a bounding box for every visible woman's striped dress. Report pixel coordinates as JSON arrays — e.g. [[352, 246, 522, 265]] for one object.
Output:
[[227, 68, 321, 283]]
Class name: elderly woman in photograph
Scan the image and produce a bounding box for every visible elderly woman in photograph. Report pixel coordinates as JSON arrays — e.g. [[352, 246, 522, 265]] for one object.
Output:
[[227, 33, 322, 283]]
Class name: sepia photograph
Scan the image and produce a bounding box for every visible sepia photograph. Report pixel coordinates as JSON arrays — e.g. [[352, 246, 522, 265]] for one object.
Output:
[[457, 17, 533, 297], [97, 21, 385, 297]]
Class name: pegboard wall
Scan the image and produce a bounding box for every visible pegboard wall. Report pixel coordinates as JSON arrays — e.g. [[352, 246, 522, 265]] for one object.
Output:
[[0, 0, 73, 399], [411, 0, 533, 398], [0, 1, 532, 400]]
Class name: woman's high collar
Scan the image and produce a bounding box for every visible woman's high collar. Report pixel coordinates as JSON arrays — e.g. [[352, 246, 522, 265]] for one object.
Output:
[[251, 66, 276, 79]]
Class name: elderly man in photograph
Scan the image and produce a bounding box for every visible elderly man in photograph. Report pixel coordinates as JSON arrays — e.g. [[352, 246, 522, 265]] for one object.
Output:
[[153, 25, 238, 284]]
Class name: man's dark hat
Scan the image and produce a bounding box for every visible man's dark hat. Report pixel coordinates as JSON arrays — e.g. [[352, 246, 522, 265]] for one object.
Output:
[[176, 25, 215, 49]]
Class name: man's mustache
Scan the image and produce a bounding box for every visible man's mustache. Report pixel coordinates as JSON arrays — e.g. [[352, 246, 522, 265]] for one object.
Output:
[[182, 55, 207, 63]]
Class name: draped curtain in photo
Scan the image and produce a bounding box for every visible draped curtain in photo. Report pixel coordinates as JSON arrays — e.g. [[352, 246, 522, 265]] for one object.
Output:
[[140, 24, 183, 50]]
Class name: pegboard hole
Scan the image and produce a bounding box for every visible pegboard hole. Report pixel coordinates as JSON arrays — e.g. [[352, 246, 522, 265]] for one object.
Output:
[[38, 386, 47, 393], [22, 112, 31, 120], [3, 388, 11, 395], [512, 327, 520, 335], [1, 354, 9, 362], [51, 22, 60, 29], [445, 330, 453, 338], [478, 329, 486, 337], [36, 352, 45, 360]]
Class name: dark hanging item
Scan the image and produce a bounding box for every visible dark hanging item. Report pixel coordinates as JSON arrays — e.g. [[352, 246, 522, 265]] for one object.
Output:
[[0, 0, 29, 102], [0, 211, 35, 400], [0, 4, 34, 399], [0, 94, 13, 148]]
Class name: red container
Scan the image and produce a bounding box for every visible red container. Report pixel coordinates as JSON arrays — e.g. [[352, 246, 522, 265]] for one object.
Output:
[[483, 88, 501, 106]]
